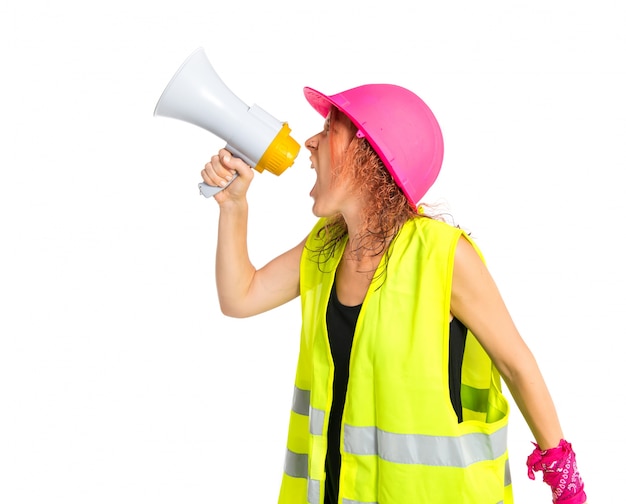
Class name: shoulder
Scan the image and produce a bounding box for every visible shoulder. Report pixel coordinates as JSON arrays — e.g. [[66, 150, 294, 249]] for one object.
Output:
[[397, 217, 486, 263], [405, 215, 458, 233], [400, 216, 465, 246]]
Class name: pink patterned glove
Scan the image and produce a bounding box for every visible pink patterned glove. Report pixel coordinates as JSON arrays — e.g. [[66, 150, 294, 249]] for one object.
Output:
[[526, 439, 587, 503]]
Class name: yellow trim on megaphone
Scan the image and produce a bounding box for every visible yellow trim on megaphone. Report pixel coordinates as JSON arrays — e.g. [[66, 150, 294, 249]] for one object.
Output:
[[255, 123, 300, 175]]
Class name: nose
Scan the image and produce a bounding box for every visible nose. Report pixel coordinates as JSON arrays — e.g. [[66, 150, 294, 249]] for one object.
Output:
[[305, 134, 318, 151]]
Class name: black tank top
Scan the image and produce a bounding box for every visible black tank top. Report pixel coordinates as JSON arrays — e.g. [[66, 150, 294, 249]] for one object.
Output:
[[324, 281, 468, 504]]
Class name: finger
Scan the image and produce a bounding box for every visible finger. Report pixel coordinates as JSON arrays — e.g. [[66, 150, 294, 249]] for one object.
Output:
[[220, 151, 253, 182], [202, 154, 235, 187]]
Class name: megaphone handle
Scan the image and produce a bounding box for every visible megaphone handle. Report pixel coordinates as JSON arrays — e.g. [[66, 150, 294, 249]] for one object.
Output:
[[198, 172, 239, 198]]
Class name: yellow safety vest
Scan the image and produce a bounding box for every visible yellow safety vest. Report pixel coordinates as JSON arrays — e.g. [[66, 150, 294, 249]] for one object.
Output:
[[278, 217, 513, 504]]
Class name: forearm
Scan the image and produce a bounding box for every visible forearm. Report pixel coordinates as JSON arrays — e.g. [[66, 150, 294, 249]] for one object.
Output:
[[215, 198, 256, 316], [513, 360, 588, 503], [500, 354, 563, 450]]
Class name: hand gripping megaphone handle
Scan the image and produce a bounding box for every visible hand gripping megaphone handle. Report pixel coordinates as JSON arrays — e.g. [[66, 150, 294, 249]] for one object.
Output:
[[198, 173, 239, 198], [197, 140, 252, 197]]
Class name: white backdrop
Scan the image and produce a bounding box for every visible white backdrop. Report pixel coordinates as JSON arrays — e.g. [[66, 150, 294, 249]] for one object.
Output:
[[1, 0, 624, 502]]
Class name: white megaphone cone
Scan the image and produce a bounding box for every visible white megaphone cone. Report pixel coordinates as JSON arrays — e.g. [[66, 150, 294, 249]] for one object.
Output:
[[154, 48, 300, 197]]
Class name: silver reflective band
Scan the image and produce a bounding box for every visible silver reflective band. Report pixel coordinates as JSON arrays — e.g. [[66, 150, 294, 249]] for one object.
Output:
[[342, 497, 504, 504], [292, 386, 310, 417], [284, 449, 308, 478], [309, 407, 325, 436], [290, 386, 325, 436], [344, 424, 508, 467], [504, 458, 511, 486], [307, 478, 320, 504]]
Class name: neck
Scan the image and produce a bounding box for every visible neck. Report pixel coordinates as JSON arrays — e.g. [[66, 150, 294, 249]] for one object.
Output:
[[337, 201, 395, 262]]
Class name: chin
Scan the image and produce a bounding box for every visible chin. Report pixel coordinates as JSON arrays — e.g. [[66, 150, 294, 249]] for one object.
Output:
[[311, 195, 339, 218], [311, 205, 323, 218], [311, 206, 335, 219], [311, 201, 325, 218]]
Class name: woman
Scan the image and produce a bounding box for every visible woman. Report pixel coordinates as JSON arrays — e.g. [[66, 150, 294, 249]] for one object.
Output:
[[201, 84, 586, 503]]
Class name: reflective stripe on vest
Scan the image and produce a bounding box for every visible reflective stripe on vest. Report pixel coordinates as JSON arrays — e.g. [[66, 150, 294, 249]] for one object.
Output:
[[285, 390, 511, 469], [344, 423, 507, 467], [284, 388, 512, 498]]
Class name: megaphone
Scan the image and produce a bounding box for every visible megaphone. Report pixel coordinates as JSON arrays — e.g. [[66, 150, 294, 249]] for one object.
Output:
[[154, 48, 300, 198]]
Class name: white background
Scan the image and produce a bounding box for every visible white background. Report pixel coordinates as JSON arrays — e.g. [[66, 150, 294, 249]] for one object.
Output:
[[1, 0, 624, 502]]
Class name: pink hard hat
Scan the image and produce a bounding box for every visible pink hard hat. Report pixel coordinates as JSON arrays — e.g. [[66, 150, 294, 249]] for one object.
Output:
[[303, 84, 443, 207]]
